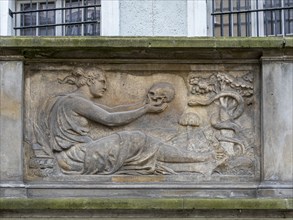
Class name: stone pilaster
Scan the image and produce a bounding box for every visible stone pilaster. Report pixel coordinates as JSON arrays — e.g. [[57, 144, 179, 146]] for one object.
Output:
[[0, 58, 26, 197]]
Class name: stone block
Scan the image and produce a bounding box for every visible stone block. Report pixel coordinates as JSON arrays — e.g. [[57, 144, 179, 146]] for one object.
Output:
[[0, 61, 23, 182], [0, 38, 292, 205], [262, 59, 293, 182], [23, 62, 260, 187]]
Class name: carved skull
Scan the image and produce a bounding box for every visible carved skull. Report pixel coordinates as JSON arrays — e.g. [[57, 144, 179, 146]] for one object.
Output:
[[147, 82, 175, 106]]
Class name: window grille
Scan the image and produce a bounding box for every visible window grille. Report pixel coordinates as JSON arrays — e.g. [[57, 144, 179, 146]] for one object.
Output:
[[10, 0, 101, 36], [212, 0, 293, 36]]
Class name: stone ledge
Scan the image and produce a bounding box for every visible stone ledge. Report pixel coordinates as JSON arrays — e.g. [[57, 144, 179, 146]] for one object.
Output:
[[0, 37, 291, 49], [0, 198, 292, 210], [1, 37, 292, 60]]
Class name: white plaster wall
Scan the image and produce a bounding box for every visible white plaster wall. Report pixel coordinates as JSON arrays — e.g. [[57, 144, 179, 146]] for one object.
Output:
[[120, 0, 187, 36], [0, 0, 207, 37], [0, 0, 15, 36], [101, 0, 120, 36], [187, 0, 207, 36]]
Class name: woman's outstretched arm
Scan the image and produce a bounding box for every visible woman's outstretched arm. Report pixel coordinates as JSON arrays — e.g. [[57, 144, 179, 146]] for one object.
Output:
[[94, 101, 144, 113], [72, 96, 167, 127]]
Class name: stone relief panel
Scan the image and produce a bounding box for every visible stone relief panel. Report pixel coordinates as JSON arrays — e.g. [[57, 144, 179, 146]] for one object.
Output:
[[24, 63, 260, 181]]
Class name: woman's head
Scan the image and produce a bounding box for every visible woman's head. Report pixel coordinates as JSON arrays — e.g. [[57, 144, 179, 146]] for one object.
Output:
[[59, 67, 107, 97]]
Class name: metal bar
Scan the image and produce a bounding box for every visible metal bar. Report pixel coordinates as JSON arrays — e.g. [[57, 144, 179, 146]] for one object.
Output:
[[245, 0, 248, 36], [94, 0, 97, 35], [220, 0, 224, 36], [274, 0, 280, 35], [20, 5, 23, 34], [264, 0, 268, 35], [286, 0, 289, 34], [62, 0, 64, 35], [270, 0, 275, 35], [290, 0, 293, 34], [84, 0, 86, 35], [288, 0, 291, 33], [212, 0, 215, 36], [30, 0, 33, 35], [229, 0, 233, 36], [84, 0, 87, 35], [14, 20, 100, 30], [211, 6, 293, 15], [9, 9, 14, 18], [11, 4, 101, 15], [79, 0, 81, 36], [256, 0, 259, 36], [70, 0, 72, 24], [46, 0, 49, 35], [281, 0, 285, 36], [237, 0, 241, 36], [247, 0, 251, 36]]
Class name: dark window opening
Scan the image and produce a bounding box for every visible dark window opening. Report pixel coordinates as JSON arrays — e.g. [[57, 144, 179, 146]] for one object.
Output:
[[212, 0, 293, 36], [11, 0, 101, 36]]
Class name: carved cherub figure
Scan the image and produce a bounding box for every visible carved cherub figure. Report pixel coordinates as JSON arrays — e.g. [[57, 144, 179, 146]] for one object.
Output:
[[36, 67, 216, 175]]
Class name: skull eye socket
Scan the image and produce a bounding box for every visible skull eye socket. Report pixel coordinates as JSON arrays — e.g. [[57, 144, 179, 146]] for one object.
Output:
[[149, 91, 155, 96]]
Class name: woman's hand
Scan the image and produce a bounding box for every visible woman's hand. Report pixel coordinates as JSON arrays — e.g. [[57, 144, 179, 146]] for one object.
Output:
[[146, 103, 168, 113]]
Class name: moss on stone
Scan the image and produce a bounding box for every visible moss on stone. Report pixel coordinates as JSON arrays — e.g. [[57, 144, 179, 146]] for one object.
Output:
[[1, 36, 291, 60], [0, 36, 291, 49], [0, 198, 292, 210], [183, 198, 293, 210], [285, 37, 293, 48]]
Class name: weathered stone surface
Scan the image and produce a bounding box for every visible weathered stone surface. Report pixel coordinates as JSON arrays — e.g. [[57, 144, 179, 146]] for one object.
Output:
[[262, 58, 293, 182], [0, 36, 290, 48], [0, 197, 292, 218], [1, 198, 292, 210], [23, 62, 260, 182], [0, 37, 292, 60], [0, 61, 23, 182], [0, 38, 292, 211]]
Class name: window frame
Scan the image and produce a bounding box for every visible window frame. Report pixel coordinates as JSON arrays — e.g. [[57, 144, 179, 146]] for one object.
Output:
[[187, 0, 208, 36], [210, 0, 293, 37], [16, 0, 56, 36], [14, 0, 119, 36]]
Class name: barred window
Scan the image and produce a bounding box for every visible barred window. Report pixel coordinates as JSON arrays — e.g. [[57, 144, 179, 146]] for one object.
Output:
[[12, 0, 101, 36], [212, 0, 293, 36]]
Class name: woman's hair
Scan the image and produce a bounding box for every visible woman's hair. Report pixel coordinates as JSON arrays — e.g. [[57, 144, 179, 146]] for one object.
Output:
[[58, 67, 105, 87]]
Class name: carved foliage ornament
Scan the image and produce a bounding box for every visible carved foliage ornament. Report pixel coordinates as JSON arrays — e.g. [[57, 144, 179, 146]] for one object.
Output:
[[185, 72, 256, 175]]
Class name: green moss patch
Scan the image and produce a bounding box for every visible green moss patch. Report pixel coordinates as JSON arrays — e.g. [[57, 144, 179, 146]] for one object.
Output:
[[0, 198, 292, 210], [0, 36, 291, 49]]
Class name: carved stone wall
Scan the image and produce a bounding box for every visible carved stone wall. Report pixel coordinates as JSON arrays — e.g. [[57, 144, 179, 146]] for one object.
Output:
[[24, 62, 260, 183], [1, 38, 292, 218]]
